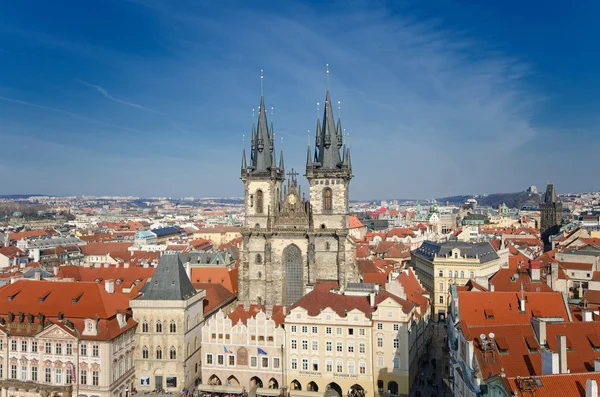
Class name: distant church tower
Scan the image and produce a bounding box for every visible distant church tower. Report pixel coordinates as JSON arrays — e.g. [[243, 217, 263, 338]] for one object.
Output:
[[540, 183, 562, 251], [239, 71, 357, 308]]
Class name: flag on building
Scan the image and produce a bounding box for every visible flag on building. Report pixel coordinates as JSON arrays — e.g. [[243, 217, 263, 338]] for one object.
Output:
[[224, 347, 230, 353], [69, 362, 76, 383], [257, 347, 267, 355]]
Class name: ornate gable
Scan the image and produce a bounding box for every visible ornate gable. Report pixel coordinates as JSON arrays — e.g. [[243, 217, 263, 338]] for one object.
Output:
[[37, 323, 76, 340], [273, 169, 310, 229]]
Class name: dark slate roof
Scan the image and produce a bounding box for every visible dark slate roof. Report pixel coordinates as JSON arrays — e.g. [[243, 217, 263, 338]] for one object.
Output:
[[414, 240, 499, 263], [178, 252, 227, 265], [23, 268, 54, 279], [140, 254, 197, 300], [151, 227, 179, 237], [463, 213, 488, 221]]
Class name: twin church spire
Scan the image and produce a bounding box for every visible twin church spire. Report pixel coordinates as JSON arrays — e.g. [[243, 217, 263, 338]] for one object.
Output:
[[241, 71, 283, 176], [241, 67, 351, 180]]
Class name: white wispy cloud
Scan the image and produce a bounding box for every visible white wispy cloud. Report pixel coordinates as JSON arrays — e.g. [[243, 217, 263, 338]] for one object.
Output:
[[0, 95, 143, 134], [76, 79, 165, 115]]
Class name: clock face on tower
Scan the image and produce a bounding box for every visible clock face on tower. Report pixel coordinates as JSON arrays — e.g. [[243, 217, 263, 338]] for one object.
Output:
[[287, 193, 298, 205]]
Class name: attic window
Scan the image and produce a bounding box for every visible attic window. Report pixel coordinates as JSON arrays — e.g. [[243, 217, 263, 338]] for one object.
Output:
[[38, 292, 51, 303], [7, 290, 20, 301], [484, 309, 494, 319], [495, 336, 509, 354], [524, 335, 540, 353], [588, 334, 600, 352], [72, 293, 84, 304]]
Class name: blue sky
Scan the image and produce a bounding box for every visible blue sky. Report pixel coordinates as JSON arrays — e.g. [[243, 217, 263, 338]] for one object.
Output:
[[0, 0, 598, 199]]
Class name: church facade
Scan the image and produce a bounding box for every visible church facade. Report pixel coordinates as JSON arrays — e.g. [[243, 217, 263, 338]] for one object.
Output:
[[238, 87, 357, 308]]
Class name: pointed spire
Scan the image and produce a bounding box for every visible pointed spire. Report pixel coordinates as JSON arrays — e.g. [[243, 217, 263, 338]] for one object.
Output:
[[279, 149, 284, 170], [317, 90, 342, 169], [252, 71, 273, 173], [346, 147, 352, 169], [241, 148, 247, 170]]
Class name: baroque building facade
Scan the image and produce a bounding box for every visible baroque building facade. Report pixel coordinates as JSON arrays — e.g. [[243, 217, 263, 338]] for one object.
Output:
[[0, 280, 136, 397], [239, 86, 357, 308]]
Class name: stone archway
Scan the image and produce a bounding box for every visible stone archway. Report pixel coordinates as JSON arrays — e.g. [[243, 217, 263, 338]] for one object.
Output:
[[268, 378, 279, 389], [326, 383, 342, 397], [387, 381, 398, 395], [307, 382, 319, 392], [250, 376, 263, 388], [208, 375, 221, 385], [227, 375, 240, 386], [283, 244, 303, 306], [290, 380, 302, 390]]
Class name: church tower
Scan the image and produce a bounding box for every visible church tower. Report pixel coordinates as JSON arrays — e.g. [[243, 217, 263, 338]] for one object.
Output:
[[305, 73, 356, 290], [239, 75, 285, 307], [540, 183, 562, 251], [239, 69, 357, 309]]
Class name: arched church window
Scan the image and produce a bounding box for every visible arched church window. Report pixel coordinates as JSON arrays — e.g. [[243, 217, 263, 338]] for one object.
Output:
[[256, 254, 262, 264], [256, 190, 264, 214], [142, 346, 148, 359], [258, 271, 262, 278], [170, 321, 176, 333], [170, 346, 176, 360], [156, 321, 162, 333], [156, 347, 163, 360], [323, 188, 332, 211], [142, 321, 148, 333]]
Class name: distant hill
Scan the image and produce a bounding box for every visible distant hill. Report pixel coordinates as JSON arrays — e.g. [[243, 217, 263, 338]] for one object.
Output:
[[0, 194, 45, 199], [439, 191, 541, 209]]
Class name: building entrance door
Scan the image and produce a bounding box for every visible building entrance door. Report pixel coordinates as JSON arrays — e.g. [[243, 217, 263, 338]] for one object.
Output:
[[155, 376, 163, 390]]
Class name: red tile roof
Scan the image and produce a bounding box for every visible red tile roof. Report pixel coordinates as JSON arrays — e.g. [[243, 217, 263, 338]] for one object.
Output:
[[8, 229, 57, 241], [348, 216, 364, 229], [81, 242, 133, 256], [503, 373, 600, 397], [0, 245, 27, 258], [458, 291, 570, 325], [190, 266, 237, 294], [55, 265, 154, 296], [0, 279, 135, 340], [192, 282, 236, 316], [228, 304, 286, 327]]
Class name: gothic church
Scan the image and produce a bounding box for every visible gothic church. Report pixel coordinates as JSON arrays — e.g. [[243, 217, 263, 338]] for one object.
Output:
[[239, 83, 357, 308]]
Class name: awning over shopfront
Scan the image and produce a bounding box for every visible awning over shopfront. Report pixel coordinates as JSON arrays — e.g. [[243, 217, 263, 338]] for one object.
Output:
[[197, 384, 244, 394], [255, 388, 280, 397], [289, 391, 323, 397]]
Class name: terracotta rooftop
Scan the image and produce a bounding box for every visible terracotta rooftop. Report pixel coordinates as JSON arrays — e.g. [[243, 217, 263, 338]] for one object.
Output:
[[457, 291, 570, 325], [503, 373, 600, 397], [190, 266, 237, 294]]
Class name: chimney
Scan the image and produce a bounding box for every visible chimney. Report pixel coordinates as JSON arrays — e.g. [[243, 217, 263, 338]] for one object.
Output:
[[4, 233, 9, 247], [489, 283, 495, 292], [594, 358, 600, 372], [519, 296, 526, 312], [541, 349, 559, 375], [105, 280, 115, 294], [104, 263, 110, 268], [124, 262, 130, 268], [531, 318, 547, 346], [143, 262, 149, 269], [583, 309, 593, 322], [587, 379, 598, 397], [558, 334, 568, 374], [369, 292, 376, 308], [53, 266, 58, 276], [115, 262, 120, 269], [530, 260, 540, 282], [34, 271, 41, 281]]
